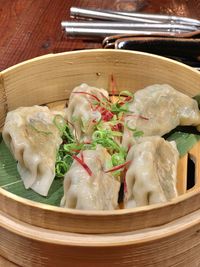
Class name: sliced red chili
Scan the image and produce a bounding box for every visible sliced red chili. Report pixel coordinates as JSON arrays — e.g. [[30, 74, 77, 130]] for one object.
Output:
[[72, 154, 93, 176], [72, 91, 101, 103], [111, 123, 123, 132], [105, 160, 131, 173]]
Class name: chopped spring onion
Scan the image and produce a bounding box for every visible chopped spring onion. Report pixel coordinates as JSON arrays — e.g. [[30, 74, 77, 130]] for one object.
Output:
[[111, 152, 125, 166], [63, 143, 83, 153], [55, 161, 70, 178], [92, 129, 123, 153], [54, 115, 75, 177], [55, 153, 73, 178], [125, 122, 144, 138], [53, 115, 74, 143]]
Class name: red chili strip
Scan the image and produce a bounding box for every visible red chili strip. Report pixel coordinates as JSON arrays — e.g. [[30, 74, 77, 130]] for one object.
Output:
[[98, 106, 114, 121], [124, 96, 132, 102], [100, 92, 110, 102], [88, 100, 95, 111], [105, 160, 131, 173], [72, 154, 93, 176], [110, 74, 117, 96], [111, 123, 123, 132], [72, 149, 81, 153], [83, 141, 91, 144], [80, 151, 84, 162], [117, 96, 132, 107], [127, 144, 131, 153], [72, 91, 101, 103]]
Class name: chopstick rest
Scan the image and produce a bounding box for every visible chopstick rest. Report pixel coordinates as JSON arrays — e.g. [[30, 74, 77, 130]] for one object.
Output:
[[106, 36, 200, 68], [114, 37, 200, 59], [102, 30, 200, 47]]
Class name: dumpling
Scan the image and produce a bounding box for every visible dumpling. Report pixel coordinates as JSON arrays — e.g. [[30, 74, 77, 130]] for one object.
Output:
[[2, 105, 62, 196], [67, 83, 109, 142], [61, 145, 120, 210], [124, 136, 179, 208], [122, 84, 200, 148]]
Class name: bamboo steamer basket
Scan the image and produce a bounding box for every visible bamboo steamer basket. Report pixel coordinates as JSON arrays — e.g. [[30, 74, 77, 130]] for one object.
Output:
[[1, 49, 200, 267]]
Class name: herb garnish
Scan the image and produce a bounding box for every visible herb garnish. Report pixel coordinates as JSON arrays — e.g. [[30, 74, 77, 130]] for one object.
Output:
[[54, 78, 143, 178]]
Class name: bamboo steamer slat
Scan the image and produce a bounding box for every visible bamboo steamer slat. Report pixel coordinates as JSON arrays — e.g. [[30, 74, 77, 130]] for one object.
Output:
[[0, 256, 19, 267], [0, 73, 7, 129], [1, 49, 200, 266], [1, 208, 200, 267]]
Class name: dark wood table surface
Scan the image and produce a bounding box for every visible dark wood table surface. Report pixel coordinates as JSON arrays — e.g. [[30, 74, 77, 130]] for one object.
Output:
[[0, 0, 200, 266], [1, 0, 200, 71]]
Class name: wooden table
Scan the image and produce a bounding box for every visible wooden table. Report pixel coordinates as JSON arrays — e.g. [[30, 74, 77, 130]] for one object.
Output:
[[1, 0, 200, 71], [0, 0, 200, 266]]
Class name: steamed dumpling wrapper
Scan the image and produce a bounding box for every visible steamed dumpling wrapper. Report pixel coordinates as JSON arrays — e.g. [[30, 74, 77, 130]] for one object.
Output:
[[122, 84, 200, 148], [124, 136, 179, 208], [61, 145, 120, 210], [67, 83, 109, 142], [2, 106, 62, 196]]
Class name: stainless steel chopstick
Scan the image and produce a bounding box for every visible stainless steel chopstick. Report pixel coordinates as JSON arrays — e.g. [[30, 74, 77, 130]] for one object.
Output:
[[70, 7, 161, 24], [61, 21, 198, 32], [114, 10, 200, 27], [65, 27, 183, 38], [70, 7, 200, 27]]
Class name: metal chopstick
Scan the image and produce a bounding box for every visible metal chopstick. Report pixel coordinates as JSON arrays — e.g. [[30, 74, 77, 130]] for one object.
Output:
[[65, 27, 187, 38], [61, 21, 198, 32], [114, 11, 200, 27], [70, 7, 161, 24], [70, 7, 200, 27]]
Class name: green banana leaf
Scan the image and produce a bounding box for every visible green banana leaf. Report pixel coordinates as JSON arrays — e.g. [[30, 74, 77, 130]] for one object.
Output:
[[165, 95, 200, 156], [167, 131, 200, 156], [0, 137, 63, 206]]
